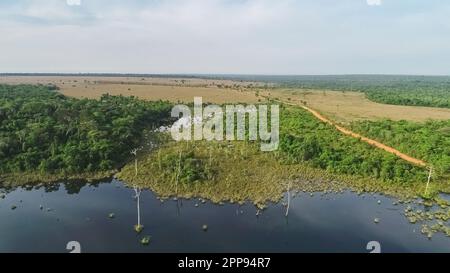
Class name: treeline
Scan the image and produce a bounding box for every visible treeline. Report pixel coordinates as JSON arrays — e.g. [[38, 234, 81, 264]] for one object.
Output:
[[350, 119, 450, 176], [206, 75, 450, 109], [277, 75, 450, 109], [279, 107, 427, 182], [0, 84, 173, 174]]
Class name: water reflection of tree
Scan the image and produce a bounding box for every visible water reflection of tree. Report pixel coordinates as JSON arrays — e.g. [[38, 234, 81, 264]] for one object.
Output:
[[130, 147, 145, 233], [134, 186, 144, 233], [285, 181, 292, 217], [62, 180, 104, 194], [0, 178, 110, 195]]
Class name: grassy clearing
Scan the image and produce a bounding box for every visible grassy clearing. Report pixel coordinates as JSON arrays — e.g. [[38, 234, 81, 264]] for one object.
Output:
[[60, 84, 260, 104], [117, 139, 448, 208], [266, 89, 450, 123]]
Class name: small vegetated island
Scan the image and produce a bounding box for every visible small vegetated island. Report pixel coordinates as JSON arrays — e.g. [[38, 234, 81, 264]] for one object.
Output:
[[1, 76, 449, 238]]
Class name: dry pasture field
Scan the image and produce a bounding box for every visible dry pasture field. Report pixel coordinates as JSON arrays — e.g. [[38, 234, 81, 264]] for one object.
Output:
[[269, 88, 450, 123], [61, 83, 260, 104], [0, 76, 261, 104], [2, 75, 450, 122]]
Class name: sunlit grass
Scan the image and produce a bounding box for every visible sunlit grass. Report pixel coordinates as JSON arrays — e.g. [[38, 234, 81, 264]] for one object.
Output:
[[118, 139, 447, 208]]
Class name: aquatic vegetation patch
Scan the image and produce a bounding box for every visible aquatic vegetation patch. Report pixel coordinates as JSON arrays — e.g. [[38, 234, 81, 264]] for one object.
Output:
[[119, 140, 291, 207], [404, 202, 450, 239], [118, 139, 440, 208], [140, 236, 151, 245]]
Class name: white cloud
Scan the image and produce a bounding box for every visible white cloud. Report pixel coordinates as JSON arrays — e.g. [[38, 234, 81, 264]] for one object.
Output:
[[67, 0, 81, 6], [367, 0, 382, 6], [0, 0, 450, 75]]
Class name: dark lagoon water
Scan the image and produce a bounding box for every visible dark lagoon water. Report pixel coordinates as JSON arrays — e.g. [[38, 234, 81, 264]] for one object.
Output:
[[0, 179, 449, 253]]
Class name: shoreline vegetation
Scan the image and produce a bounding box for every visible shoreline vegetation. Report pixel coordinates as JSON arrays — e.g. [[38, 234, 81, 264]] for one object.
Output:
[[118, 140, 443, 207]]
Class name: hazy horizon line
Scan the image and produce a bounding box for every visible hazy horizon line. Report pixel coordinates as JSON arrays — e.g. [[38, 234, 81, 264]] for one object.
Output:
[[2, 73, 450, 77]]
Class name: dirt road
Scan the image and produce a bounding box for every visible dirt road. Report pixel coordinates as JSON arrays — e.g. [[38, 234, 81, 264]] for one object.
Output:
[[281, 100, 428, 168]]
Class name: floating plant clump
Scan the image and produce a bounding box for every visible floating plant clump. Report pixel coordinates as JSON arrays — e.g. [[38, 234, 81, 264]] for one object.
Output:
[[141, 236, 151, 246]]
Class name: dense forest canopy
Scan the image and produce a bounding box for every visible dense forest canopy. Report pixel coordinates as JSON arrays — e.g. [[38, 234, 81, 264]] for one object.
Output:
[[350, 119, 450, 177], [0, 84, 173, 174]]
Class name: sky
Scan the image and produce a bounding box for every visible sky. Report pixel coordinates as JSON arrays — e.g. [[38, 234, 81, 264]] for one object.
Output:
[[0, 0, 449, 75]]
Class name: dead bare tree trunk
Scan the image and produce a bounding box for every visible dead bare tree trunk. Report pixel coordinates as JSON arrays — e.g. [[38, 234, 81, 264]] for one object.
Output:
[[285, 181, 292, 217], [425, 167, 433, 196], [175, 149, 182, 196], [131, 148, 138, 177]]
